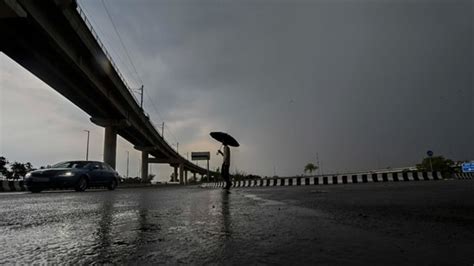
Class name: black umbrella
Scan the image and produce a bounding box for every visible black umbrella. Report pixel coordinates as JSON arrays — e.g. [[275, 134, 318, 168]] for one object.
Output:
[[210, 132, 240, 147]]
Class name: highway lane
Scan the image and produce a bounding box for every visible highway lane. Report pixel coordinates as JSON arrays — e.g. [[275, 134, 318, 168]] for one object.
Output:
[[0, 180, 473, 264]]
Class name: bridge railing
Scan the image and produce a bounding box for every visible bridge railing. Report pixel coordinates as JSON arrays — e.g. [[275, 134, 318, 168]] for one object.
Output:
[[76, 5, 166, 142], [148, 119, 203, 170], [76, 4, 140, 106]]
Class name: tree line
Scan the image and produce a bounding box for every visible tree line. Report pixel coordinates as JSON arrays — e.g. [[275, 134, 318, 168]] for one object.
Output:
[[0, 156, 36, 179], [303, 155, 463, 177]]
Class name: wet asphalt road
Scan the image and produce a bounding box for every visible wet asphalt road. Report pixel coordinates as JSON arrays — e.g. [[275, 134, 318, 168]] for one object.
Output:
[[1, 180, 474, 265]]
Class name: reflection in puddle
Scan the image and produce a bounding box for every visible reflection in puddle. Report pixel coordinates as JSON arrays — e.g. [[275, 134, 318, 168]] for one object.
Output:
[[243, 193, 286, 206], [93, 193, 116, 263], [221, 191, 232, 238]]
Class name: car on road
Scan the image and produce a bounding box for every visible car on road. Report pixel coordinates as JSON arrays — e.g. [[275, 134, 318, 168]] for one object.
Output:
[[24, 161, 119, 193]]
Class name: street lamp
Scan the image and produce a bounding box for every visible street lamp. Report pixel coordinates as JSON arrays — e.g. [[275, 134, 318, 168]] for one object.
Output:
[[83, 130, 90, 161], [172, 142, 179, 153]]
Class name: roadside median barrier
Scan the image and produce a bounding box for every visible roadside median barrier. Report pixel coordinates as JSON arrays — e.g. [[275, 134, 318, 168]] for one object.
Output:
[[0, 180, 27, 192], [199, 171, 467, 189], [453, 173, 474, 179]]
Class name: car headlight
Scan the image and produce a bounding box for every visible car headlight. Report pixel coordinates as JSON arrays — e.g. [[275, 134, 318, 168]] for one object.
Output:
[[58, 172, 74, 177], [25, 173, 31, 178]]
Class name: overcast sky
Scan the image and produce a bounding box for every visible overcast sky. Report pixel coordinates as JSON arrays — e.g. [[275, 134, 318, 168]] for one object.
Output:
[[1, 0, 473, 181]]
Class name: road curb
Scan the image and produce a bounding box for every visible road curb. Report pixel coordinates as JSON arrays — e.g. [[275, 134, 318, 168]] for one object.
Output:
[[200, 171, 474, 189]]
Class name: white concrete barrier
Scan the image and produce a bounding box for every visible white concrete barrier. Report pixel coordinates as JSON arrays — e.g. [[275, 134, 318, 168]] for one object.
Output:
[[13, 181, 22, 191], [427, 172, 434, 180], [0, 180, 26, 192], [346, 176, 353, 184], [387, 173, 394, 182], [317, 177, 323, 185], [2, 180, 12, 191], [199, 171, 452, 190], [375, 174, 383, 182], [1, 180, 10, 191], [300, 177, 307, 186], [454, 173, 473, 179]]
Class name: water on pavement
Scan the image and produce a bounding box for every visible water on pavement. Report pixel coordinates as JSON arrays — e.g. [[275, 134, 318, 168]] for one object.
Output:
[[1, 181, 474, 264]]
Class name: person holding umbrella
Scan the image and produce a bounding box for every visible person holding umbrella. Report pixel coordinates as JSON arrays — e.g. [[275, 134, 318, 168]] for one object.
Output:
[[217, 144, 231, 189], [210, 132, 239, 190]]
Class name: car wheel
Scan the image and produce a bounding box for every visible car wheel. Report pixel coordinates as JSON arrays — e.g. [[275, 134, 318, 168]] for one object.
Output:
[[107, 179, 117, 191], [75, 176, 88, 192], [29, 188, 42, 193]]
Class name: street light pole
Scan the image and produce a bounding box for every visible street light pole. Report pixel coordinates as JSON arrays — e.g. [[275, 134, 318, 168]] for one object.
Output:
[[172, 142, 179, 155], [138, 158, 141, 177], [161, 122, 164, 138], [316, 153, 320, 176], [320, 160, 324, 176], [139, 85, 144, 109], [207, 159, 210, 182], [83, 130, 90, 161]]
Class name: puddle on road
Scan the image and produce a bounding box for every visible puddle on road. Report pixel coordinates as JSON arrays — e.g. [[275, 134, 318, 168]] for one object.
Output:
[[309, 190, 328, 194], [242, 194, 286, 206], [240, 192, 330, 219], [0, 192, 29, 196]]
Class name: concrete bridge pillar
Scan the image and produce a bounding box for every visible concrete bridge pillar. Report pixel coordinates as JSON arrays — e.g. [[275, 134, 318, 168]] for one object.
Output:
[[141, 151, 148, 181], [103, 126, 117, 169], [185, 170, 188, 184], [193, 172, 196, 182], [173, 166, 178, 182], [91, 118, 130, 170], [179, 164, 184, 184]]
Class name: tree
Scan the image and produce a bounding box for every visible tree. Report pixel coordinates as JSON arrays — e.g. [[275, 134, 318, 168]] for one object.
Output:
[[0, 156, 9, 177], [304, 163, 318, 175], [232, 169, 247, 181], [10, 162, 27, 179], [24, 162, 36, 172], [143, 174, 155, 184], [416, 156, 454, 177]]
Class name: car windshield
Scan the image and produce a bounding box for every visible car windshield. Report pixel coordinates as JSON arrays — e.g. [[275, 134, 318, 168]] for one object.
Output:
[[51, 161, 90, 169]]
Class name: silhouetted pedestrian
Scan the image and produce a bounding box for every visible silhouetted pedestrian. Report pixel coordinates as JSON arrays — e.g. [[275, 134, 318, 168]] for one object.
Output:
[[218, 144, 231, 189]]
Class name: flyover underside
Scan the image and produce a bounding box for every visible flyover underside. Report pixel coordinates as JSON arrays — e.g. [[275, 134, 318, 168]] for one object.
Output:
[[1, 16, 169, 159], [1, 20, 110, 119], [0, 0, 208, 175]]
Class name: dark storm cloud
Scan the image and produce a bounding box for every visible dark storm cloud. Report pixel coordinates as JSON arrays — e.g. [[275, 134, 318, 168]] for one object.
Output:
[[83, 0, 471, 175]]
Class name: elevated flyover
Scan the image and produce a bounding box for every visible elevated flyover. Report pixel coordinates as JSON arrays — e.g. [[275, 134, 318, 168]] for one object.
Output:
[[0, 0, 216, 183]]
